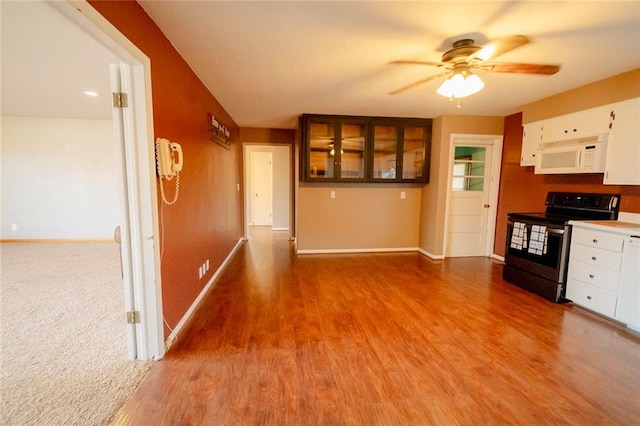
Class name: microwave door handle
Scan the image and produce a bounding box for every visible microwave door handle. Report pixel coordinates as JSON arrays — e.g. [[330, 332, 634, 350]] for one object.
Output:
[[578, 148, 583, 169]]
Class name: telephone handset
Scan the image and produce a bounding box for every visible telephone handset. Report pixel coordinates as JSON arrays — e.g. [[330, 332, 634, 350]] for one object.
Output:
[[155, 138, 183, 205]]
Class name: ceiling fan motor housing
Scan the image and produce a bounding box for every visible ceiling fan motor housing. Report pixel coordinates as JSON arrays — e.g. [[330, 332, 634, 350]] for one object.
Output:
[[442, 39, 481, 63]]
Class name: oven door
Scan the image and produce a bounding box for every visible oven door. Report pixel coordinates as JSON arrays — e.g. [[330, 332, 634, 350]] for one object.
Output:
[[505, 216, 570, 283]]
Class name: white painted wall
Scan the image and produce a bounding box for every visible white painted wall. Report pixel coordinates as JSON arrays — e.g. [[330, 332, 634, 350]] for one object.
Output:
[[1, 116, 120, 239]]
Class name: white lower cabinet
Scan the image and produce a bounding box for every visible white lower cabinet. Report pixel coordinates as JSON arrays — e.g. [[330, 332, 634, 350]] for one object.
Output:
[[567, 224, 639, 330], [566, 279, 617, 317]]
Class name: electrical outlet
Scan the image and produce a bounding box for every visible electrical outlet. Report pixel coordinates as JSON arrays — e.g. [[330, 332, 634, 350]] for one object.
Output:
[[400, 191, 406, 199], [330, 191, 336, 199], [198, 260, 210, 280]]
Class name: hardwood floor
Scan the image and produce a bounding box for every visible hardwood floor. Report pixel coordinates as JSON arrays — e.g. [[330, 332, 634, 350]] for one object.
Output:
[[115, 227, 640, 425]]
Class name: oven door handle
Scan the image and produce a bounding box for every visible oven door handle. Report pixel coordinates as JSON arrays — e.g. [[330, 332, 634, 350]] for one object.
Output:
[[507, 220, 565, 235], [547, 228, 565, 235]]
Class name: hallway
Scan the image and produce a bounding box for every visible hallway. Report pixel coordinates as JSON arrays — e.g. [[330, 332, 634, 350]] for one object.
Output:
[[115, 227, 640, 425]]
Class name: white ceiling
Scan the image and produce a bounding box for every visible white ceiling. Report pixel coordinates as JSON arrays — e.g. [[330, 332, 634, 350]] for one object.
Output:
[[1, 1, 116, 121], [2, 1, 640, 129]]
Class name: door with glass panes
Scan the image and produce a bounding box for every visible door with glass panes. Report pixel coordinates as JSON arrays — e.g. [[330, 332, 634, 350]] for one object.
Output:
[[446, 142, 493, 257]]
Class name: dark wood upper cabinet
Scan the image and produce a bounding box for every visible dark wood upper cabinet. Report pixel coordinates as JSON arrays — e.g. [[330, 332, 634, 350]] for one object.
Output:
[[371, 118, 431, 183], [302, 115, 369, 182], [301, 114, 432, 183]]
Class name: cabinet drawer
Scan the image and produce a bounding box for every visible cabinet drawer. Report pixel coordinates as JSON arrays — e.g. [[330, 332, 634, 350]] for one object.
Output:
[[568, 261, 620, 293], [571, 228, 623, 252], [570, 243, 623, 272], [566, 279, 617, 318]]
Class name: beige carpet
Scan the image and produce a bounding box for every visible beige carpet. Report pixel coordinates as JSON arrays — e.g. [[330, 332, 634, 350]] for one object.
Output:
[[0, 242, 150, 425]]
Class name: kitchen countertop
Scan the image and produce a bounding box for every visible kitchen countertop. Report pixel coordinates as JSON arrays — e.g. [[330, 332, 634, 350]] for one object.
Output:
[[569, 220, 640, 236]]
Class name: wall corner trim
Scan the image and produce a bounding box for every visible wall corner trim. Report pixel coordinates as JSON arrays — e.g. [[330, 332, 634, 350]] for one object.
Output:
[[417, 248, 445, 260]]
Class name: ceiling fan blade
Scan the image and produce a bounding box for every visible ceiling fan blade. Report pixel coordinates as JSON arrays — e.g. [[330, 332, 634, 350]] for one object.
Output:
[[388, 60, 443, 67], [389, 72, 448, 95], [469, 35, 530, 62], [478, 62, 560, 75]]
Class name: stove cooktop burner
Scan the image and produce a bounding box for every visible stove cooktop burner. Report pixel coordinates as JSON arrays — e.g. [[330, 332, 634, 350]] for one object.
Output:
[[508, 192, 621, 225]]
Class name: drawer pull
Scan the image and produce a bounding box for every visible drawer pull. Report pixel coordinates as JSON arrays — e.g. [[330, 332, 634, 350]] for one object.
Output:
[[589, 274, 595, 279], [587, 295, 592, 300], [591, 256, 597, 261], [592, 239, 598, 243]]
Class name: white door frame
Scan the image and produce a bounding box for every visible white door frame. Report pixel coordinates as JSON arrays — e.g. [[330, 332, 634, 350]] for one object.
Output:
[[49, 0, 164, 360], [443, 134, 503, 258]]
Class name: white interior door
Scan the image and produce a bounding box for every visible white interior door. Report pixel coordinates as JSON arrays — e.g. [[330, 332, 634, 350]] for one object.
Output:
[[110, 63, 138, 360], [446, 141, 494, 257], [251, 152, 273, 226]]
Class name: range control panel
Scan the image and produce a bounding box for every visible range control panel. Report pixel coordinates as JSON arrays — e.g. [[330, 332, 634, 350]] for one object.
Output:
[[546, 192, 619, 211]]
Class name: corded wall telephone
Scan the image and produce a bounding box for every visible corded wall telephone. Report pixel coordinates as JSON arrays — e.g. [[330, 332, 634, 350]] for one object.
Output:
[[155, 138, 183, 205]]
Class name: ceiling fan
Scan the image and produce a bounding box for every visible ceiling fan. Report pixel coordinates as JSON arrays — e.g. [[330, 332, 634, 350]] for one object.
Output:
[[389, 35, 560, 97]]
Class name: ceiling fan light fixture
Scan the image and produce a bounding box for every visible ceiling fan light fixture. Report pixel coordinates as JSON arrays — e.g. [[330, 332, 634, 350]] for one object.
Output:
[[436, 71, 484, 99]]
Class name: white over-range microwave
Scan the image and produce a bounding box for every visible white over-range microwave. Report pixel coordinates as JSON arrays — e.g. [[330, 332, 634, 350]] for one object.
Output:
[[534, 134, 608, 174]]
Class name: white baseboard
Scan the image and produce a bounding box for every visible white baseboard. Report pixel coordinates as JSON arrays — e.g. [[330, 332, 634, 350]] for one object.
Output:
[[271, 227, 289, 231], [165, 237, 245, 352], [295, 246, 449, 260], [296, 247, 419, 255], [491, 253, 505, 262], [417, 248, 445, 260]]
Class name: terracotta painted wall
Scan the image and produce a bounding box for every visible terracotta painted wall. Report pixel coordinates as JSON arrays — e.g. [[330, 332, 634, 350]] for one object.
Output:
[[89, 1, 243, 333], [239, 127, 295, 146], [495, 70, 640, 258]]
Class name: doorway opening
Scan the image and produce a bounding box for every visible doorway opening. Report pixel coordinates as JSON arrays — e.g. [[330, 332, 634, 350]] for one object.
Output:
[[47, 0, 164, 360], [243, 144, 293, 240]]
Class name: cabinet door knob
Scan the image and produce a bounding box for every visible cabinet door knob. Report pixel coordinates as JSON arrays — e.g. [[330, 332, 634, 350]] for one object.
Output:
[[593, 239, 598, 243], [589, 274, 595, 279], [587, 295, 592, 300], [591, 256, 597, 261]]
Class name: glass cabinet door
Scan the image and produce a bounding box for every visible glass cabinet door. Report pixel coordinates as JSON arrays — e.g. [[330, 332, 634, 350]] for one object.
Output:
[[302, 114, 430, 183], [372, 125, 398, 180], [308, 121, 335, 180], [402, 126, 427, 180], [340, 122, 366, 180]]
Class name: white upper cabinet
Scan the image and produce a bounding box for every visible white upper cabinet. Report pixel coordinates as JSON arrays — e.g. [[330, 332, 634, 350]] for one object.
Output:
[[521, 122, 543, 166], [541, 104, 612, 143], [604, 97, 640, 185]]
